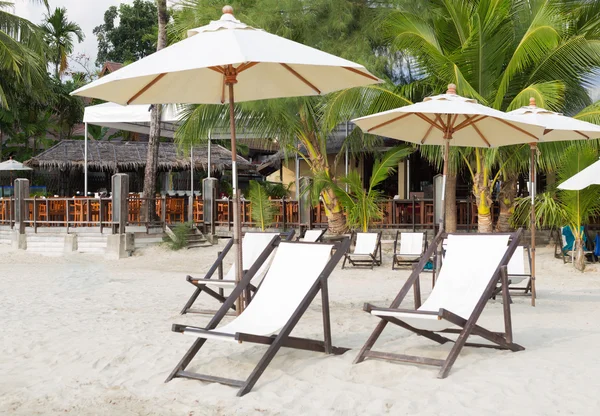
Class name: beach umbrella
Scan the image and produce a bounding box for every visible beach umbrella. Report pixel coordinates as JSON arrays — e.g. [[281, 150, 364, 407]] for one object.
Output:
[[0, 158, 33, 187], [558, 159, 600, 190], [508, 98, 600, 305], [352, 84, 544, 230], [71, 6, 380, 313]]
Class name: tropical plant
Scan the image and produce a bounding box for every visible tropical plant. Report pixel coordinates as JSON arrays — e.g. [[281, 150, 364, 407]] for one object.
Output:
[[332, 146, 413, 232], [41, 7, 84, 79], [0, 0, 49, 108], [248, 180, 277, 231], [511, 145, 600, 271], [163, 222, 192, 250]]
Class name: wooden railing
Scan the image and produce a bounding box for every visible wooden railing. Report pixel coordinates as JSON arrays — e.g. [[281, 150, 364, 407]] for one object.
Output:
[[5, 195, 595, 231]]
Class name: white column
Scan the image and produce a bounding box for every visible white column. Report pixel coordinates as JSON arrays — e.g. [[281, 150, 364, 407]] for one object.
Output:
[[84, 123, 88, 196], [207, 131, 212, 179]]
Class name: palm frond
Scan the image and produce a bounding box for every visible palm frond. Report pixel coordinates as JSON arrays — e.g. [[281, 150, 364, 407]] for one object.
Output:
[[248, 180, 276, 231]]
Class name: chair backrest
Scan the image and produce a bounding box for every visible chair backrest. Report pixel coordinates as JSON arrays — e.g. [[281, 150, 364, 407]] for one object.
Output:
[[507, 246, 526, 275], [302, 229, 324, 242], [354, 232, 379, 255], [216, 242, 334, 336], [224, 232, 280, 283], [399, 232, 425, 255], [420, 234, 510, 319]]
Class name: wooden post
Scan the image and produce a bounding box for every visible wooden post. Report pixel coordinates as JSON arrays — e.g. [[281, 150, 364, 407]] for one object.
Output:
[[111, 174, 129, 234]]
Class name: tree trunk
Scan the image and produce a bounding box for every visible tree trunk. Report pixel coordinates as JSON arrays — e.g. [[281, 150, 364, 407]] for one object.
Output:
[[495, 173, 517, 233], [445, 172, 457, 233], [322, 187, 348, 235], [574, 238, 586, 272], [474, 170, 493, 233], [142, 0, 168, 218]]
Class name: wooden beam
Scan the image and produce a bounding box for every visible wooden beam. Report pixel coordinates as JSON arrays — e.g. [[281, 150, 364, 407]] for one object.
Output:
[[454, 115, 486, 132], [575, 130, 590, 139], [366, 113, 412, 133], [280, 63, 321, 94], [236, 62, 259, 74], [494, 118, 540, 141], [208, 66, 226, 75], [363, 351, 444, 367], [127, 73, 167, 104], [469, 121, 491, 147], [420, 123, 435, 144], [342, 66, 380, 82], [177, 371, 245, 387], [415, 113, 444, 132]]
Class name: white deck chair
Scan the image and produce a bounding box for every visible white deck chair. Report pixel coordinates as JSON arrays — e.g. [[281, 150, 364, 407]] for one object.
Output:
[[180, 231, 294, 314], [342, 231, 382, 269], [167, 238, 351, 396], [506, 245, 532, 294], [355, 231, 524, 378], [392, 231, 427, 269], [299, 228, 326, 242]]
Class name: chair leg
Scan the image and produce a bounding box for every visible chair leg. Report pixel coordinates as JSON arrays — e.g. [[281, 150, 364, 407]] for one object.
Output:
[[342, 254, 348, 269], [181, 285, 204, 315], [354, 319, 388, 364], [165, 338, 208, 383]]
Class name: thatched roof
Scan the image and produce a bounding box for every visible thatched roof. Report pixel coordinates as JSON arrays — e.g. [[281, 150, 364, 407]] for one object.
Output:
[[25, 140, 254, 173]]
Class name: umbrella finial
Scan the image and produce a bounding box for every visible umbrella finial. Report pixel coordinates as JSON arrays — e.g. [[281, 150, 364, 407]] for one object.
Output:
[[529, 97, 537, 107], [223, 5, 234, 15], [447, 84, 457, 95]]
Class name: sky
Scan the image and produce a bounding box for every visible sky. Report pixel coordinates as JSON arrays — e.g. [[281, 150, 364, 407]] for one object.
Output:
[[14, 0, 135, 70]]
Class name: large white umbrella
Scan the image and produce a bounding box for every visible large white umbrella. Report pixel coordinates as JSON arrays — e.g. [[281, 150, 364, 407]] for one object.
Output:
[[72, 6, 380, 314], [508, 98, 600, 305], [352, 84, 544, 229], [558, 159, 600, 190]]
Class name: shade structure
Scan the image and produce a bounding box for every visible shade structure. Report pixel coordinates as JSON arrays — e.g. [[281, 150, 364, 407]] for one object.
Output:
[[72, 6, 380, 316], [84, 102, 182, 138], [352, 84, 544, 225], [558, 159, 600, 190], [508, 98, 600, 305], [0, 159, 32, 171]]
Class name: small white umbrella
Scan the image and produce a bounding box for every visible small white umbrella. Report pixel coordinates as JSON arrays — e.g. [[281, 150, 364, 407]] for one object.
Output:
[[508, 98, 600, 305], [558, 159, 600, 190], [72, 6, 380, 314], [352, 84, 544, 229], [0, 158, 33, 187]]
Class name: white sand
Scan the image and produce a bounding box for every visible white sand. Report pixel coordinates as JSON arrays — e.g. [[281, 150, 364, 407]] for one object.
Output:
[[1, 241, 599, 415]]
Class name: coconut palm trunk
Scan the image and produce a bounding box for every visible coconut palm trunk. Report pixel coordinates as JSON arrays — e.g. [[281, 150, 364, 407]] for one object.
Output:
[[473, 169, 493, 233], [444, 172, 457, 232], [496, 173, 518, 232], [142, 0, 168, 217]]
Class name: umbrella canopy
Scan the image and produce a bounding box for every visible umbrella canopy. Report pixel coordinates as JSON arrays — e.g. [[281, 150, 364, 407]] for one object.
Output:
[[352, 85, 542, 147], [0, 158, 32, 171], [72, 9, 379, 105], [71, 5, 380, 319], [84, 102, 182, 138], [558, 159, 600, 190], [507, 98, 600, 141]]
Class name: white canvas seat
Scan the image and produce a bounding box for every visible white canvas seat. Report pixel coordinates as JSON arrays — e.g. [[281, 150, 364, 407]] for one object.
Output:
[[356, 231, 524, 379], [373, 234, 510, 331], [168, 238, 351, 396], [392, 232, 426, 269], [507, 246, 527, 284], [299, 229, 326, 242], [342, 232, 382, 269], [181, 242, 333, 341], [180, 232, 289, 314]]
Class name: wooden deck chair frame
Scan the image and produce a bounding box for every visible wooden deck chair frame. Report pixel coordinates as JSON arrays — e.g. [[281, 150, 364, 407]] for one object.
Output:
[[354, 229, 524, 379], [180, 230, 295, 315], [298, 227, 327, 242], [508, 245, 532, 295], [342, 231, 382, 269], [166, 237, 352, 397], [392, 231, 428, 270]]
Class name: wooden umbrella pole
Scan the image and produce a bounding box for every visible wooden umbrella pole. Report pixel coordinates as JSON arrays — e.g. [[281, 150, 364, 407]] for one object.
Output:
[[530, 143, 537, 306], [227, 75, 244, 315]]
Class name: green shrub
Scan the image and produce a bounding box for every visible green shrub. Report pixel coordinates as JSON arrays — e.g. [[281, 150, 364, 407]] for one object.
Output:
[[163, 222, 192, 250]]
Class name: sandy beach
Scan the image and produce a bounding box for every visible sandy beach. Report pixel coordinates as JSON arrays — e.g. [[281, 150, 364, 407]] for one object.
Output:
[[1, 240, 599, 415]]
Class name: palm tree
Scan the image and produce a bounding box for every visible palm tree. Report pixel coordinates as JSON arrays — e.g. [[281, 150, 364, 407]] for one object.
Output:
[[178, 97, 374, 234], [0, 0, 49, 108], [41, 7, 84, 79], [326, 0, 600, 232]]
